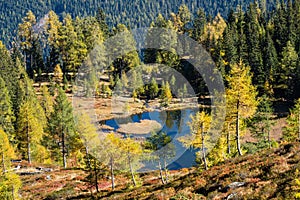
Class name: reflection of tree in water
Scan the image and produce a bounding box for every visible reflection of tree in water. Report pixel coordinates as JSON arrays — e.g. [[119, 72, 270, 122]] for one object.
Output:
[[144, 131, 175, 184]]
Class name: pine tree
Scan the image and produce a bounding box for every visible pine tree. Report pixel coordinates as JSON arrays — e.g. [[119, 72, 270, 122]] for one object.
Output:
[[0, 43, 24, 118], [263, 30, 278, 96], [244, 3, 265, 93], [159, 81, 172, 107], [277, 41, 298, 99], [191, 8, 206, 43], [110, 24, 140, 79], [0, 77, 15, 140], [18, 11, 44, 77], [283, 98, 300, 141], [249, 94, 274, 149], [58, 14, 87, 75], [148, 78, 159, 99], [48, 87, 76, 168], [226, 61, 258, 156], [45, 10, 62, 72]]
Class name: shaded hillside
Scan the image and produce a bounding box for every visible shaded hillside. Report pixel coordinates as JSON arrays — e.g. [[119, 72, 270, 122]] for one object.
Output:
[[0, 0, 278, 47]]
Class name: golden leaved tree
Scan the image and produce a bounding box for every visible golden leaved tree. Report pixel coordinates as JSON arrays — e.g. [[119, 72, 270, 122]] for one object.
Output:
[[226, 61, 258, 156], [179, 111, 211, 170], [0, 129, 22, 200]]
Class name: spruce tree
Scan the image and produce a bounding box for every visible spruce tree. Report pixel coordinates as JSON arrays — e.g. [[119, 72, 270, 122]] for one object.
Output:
[[0, 77, 15, 140], [283, 98, 300, 141], [48, 87, 76, 168]]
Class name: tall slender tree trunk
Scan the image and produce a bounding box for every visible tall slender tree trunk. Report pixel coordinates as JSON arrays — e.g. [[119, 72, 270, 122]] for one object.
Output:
[[12, 185, 15, 200], [62, 130, 67, 169], [227, 122, 231, 155], [163, 159, 169, 183], [2, 152, 6, 172], [128, 154, 136, 186], [236, 100, 242, 156], [26, 105, 31, 164], [110, 156, 115, 190], [298, 111, 300, 139], [27, 131, 31, 164], [85, 146, 91, 169], [93, 159, 99, 193], [201, 123, 208, 170], [158, 160, 165, 184]]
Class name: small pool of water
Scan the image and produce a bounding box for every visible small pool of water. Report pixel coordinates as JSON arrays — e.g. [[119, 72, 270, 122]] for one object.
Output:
[[101, 108, 202, 170]]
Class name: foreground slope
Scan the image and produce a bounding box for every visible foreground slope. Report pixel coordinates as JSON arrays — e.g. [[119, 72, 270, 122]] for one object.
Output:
[[98, 142, 300, 199], [19, 142, 300, 199]]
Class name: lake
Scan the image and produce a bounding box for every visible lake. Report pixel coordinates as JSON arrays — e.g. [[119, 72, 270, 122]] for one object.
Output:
[[101, 108, 202, 170]]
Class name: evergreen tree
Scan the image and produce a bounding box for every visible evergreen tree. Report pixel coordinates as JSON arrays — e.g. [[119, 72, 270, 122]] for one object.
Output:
[[277, 40, 298, 99], [48, 87, 76, 168], [18, 11, 44, 77], [244, 3, 265, 93], [262, 30, 278, 96], [283, 98, 300, 141], [109, 24, 140, 79], [58, 14, 87, 75], [191, 8, 206, 43], [159, 81, 172, 107], [148, 78, 159, 99], [45, 10, 62, 72], [0, 77, 15, 140], [249, 94, 274, 149], [226, 61, 258, 156]]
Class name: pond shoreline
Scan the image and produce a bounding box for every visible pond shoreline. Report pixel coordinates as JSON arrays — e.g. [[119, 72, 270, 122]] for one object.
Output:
[[95, 97, 209, 122]]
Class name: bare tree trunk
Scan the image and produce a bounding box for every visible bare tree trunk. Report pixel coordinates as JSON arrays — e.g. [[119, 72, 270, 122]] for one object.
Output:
[[128, 154, 136, 186], [62, 130, 67, 169], [85, 146, 91, 169], [12, 185, 15, 200], [227, 122, 231, 155], [298, 111, 300, 139], [110, 156, 115, 190], [236, 100, 242, 156], [93, 159, 99, 193], [163, 159, 169, 183], [2, 152, 6, 172], [201, 123, 208, 170], [158, 160, 165, 184], [27, 131, 31, 164]]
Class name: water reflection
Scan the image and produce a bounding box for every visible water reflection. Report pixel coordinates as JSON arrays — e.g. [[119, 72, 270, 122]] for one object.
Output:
[[101, 108, 204, 170]]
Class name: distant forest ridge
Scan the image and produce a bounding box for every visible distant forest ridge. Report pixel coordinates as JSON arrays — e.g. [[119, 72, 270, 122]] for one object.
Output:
[[0, 0, 278, 47]]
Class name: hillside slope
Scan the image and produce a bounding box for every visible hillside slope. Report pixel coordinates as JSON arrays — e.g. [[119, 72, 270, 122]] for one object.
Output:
[[0, 0, 278, 47], [19, 142, 300, 199], [96, 142, 300, 199]]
